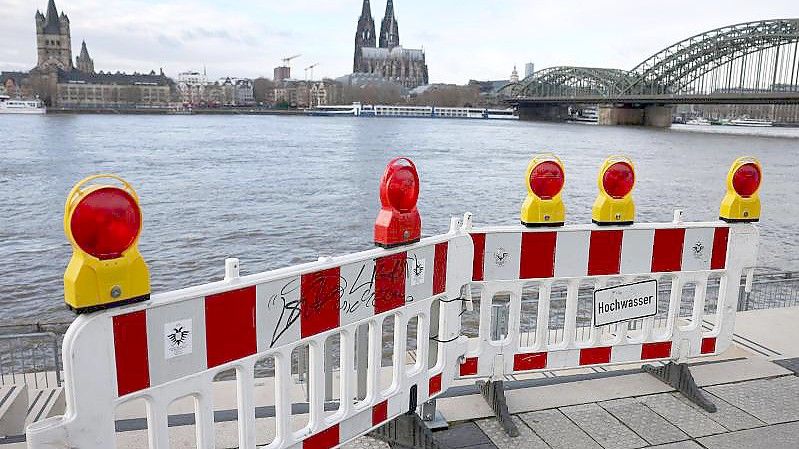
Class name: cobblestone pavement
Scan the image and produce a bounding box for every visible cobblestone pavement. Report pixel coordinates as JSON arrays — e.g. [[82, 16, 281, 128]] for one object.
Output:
[[345, 375, 799, 449]]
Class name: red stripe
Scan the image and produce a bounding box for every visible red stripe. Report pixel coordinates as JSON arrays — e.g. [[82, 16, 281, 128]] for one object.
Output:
[[701, 337, 717, 354], [471, 233, 486, 281], [429, 373, 442, 395], [587, 230, 623, 275], [519, 232, 557, 279], [433, 242, 448, 295], [651, 228, 686, 272], [113, 311, 150, 396], [205, 286, 257, 368], [459, 357, 479, 376], [711, 227, 729, 270], [375, 252, 406, 313], [641, 341, 672, 360], [513, 352, 548, 371], [303, 424, 339, 449], [301, 268, 341, 338], [372, 400, 388, 425], [580, 347, 611, 365]]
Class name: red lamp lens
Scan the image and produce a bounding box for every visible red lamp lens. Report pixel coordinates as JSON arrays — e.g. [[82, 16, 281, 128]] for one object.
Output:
[[732, 163, 761, 198], [386, 166, 419, 212], [70, 187, 141, 260], [602, 162, 635, 199], [529, 161, 565, 199]]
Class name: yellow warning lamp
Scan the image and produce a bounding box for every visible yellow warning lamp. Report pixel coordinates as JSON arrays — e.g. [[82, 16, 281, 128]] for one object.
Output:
[[521, 154, 566, 227], [63, 175, 150, 313], [719, 157, 762, 223], [592, 156, 636, 226]]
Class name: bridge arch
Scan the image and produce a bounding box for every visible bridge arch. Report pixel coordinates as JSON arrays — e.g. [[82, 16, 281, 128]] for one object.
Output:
[[626, 19, 799, 95], [507, 18, 799, 99]]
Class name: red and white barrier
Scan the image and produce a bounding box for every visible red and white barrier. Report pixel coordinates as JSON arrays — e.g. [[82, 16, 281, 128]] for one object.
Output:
[[457, 219, 759, 379], [26, 217, 474, 449]]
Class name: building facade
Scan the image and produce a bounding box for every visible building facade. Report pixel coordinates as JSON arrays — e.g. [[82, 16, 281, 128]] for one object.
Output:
[[35, 0, 72, 72], [353, 0, 428, 89]]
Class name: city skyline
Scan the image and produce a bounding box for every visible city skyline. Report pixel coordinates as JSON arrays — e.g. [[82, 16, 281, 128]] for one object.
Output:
[[1, 0, 798, 83]]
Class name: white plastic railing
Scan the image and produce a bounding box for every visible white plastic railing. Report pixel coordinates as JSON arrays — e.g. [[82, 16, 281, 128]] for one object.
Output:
[[26, 214, 760, 449], [26, 217, 474, 449], [456, 218, 759, 379]]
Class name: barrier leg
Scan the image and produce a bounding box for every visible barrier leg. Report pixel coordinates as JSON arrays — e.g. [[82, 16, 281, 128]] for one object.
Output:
[[421, 399, 449, 430], [476, 379, 520, 437], [369, 411, 451, 449], [642, 362, 717, 412]]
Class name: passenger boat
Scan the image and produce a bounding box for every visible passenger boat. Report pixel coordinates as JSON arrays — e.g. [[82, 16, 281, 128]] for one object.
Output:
[[0, 95, 46, 114], [569, 107, 598, 123], [306, 102, 518, 120], [729, 118, 773, 127]]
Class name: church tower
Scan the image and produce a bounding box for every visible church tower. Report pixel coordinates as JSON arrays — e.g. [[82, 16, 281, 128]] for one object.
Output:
[[35, 0, 73, 71], [379, 0, 400, 49], [75, 41, 94, 73], [354, 0, 376, 72]]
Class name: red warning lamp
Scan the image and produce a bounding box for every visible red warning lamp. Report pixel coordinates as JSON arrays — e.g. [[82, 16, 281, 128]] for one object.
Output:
[[602, 161, 635, 199], [529, 161, 565, 200], [731, 163, 761, 198], [70, 187, 142, 260], [374, 157, 422, 248]]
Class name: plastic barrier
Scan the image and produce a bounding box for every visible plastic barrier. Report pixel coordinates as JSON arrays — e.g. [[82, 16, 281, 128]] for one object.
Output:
[[26, 155, 762, 448], [26, 216, 474, 449], [457, 219, 758, 379]]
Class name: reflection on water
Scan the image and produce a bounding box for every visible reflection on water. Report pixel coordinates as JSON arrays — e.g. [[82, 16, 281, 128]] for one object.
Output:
[[1, 115, 797, 321]]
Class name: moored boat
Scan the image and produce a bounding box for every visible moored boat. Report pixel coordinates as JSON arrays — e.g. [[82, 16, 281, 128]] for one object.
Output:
[[0, 95, 46, 114]]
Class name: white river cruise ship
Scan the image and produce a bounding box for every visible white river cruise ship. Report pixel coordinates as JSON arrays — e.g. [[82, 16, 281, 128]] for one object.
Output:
[[0, 95, 46, 114], [307, 102, 518, 120]]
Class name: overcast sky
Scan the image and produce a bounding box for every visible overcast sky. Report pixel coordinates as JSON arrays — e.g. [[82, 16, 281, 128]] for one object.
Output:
[[1, 0, 797, 83]]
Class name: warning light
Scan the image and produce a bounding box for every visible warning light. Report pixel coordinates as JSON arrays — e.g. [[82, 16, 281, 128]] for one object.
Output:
[[64, 175, 150, 313], [374, 157, 422, 248], [592, 156, 636, 226], [720, 157, 762, 223], [521, 154, 566, 227]]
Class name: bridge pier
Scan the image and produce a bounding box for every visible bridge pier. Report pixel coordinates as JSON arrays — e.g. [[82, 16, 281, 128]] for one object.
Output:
[[597, 104, 673, 127], [597, 103, 672, 128]]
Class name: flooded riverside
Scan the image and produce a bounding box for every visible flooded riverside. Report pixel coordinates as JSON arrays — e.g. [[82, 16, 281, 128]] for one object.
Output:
[[1, 115, 798, 322]]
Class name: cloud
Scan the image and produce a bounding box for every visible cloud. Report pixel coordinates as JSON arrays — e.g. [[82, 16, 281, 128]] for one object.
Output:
[[2, 0, 798, 83]]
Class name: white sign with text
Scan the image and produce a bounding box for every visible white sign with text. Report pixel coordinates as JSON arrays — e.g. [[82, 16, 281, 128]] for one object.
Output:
[[593, 280, 658, 327]]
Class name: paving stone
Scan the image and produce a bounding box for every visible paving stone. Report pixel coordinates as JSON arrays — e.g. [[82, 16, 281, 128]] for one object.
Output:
[[697, 420, 799, 449], [639, 393, 726, 438], [476, 416, 548, 449], [559, 403, 647, 449], [435, 421, 497, 449], [600, 398, 688, 446], [519, 409, 601, 449], [705, 376, 799, 424], [647, 442, 704, 449], [773, 357, 799, 375], [341, 436, 390, 448], [672, 391, 764, 432]]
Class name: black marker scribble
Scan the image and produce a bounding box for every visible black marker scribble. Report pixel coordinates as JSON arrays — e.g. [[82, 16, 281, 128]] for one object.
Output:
[[269, 278, 301, 348]]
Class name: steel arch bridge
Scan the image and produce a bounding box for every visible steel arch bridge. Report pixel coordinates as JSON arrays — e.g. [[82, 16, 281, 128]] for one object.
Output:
[[506, 19, 799, 103]]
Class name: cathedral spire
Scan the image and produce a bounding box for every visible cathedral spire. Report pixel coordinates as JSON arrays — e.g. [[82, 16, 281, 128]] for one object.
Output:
[[379, 0, 400, 49], [354, 0, 376, 72]]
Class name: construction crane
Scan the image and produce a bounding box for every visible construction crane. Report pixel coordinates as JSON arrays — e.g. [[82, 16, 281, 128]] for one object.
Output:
[[281, 54, 301, 68], [304, 63, 320, 81]]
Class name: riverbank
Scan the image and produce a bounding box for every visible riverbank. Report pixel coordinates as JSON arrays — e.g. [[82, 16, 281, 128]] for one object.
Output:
[[45, 107, 306, 116]]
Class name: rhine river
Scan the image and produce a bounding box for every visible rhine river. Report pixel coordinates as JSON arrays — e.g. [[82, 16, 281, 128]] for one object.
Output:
[[1, 115, 797, 322]]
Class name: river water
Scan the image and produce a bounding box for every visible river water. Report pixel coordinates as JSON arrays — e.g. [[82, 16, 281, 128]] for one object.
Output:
[[1, 115, 797, 322]]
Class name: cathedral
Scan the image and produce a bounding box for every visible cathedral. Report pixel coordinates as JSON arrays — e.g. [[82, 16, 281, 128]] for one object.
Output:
[[353, 0, 429, 89]]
